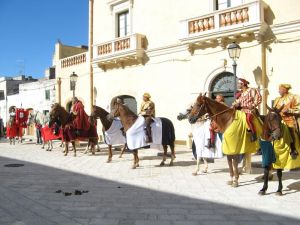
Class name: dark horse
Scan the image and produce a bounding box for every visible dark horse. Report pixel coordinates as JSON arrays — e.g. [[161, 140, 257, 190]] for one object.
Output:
[[49, 103, 98, 157], [91, 105, 126, 162], [259, 105, 287, 196], [110, 99, 176, 169]]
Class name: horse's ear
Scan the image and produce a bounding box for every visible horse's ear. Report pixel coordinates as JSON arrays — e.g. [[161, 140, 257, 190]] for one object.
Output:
[[203, 92, 207, 96], [266, 104, 273, 112]]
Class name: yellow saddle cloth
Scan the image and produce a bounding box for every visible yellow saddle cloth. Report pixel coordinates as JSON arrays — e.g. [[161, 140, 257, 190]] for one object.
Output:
[[222, 110, 262, 155]]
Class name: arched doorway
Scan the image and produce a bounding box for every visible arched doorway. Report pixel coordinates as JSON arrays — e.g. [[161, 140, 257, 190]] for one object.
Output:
[[26, 108, 35, 136], [210, 72, 235, 106], [111, 95, 137, 114]]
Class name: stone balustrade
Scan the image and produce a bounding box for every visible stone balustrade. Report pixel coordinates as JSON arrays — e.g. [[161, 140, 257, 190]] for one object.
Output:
[[61, 53, 87, 68]]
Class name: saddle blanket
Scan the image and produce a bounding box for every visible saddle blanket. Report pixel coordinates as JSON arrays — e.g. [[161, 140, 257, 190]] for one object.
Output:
[[104, 118, 126, 145], [126, 116, 162, 150], [192, 119, 223, 159]]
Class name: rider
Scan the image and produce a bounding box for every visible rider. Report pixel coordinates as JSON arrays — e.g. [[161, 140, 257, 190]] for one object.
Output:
[[71, 97, 90, 136], [139, 93, 155, 143], [273, 84, 300, 159], [232, 78, 262, 142]]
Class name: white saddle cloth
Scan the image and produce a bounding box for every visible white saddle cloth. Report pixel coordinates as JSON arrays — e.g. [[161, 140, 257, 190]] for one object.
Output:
[[126, 116, 162, 150], [192, 119, 223, 159], [104, 118, 126, 145]]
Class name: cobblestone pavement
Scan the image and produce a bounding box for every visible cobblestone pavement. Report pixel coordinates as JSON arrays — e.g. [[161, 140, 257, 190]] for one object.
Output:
[[0, 138, 300, 225]]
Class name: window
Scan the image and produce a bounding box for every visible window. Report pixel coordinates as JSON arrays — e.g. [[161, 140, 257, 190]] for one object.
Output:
[[117, 10, 130, 37], [214, 0, 243, 10], [45, 90, 50, 100], [0, 90, 4, 100]]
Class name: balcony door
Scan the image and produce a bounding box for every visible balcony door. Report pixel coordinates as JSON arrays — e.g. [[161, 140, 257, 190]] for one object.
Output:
[[215, 0, 243, 10], [117, 10, 130, 38]]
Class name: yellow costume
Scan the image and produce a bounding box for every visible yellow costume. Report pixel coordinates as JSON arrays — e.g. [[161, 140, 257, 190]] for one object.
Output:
[[222, 110, 262, 155], [273, 88, 300, 169]]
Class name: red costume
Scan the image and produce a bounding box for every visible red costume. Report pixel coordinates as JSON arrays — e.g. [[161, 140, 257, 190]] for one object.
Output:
[[233, 78, 262, 141], [72, 100, 90, 131]]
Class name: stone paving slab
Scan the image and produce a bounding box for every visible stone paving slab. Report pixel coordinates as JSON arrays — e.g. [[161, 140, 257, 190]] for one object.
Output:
[[0, 140, 299, 225]]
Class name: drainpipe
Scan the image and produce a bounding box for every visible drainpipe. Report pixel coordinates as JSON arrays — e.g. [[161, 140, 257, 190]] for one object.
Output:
[[89, 0, 94, 112]]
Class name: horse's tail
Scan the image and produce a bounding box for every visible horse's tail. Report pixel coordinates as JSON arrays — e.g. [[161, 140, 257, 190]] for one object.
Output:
[[160, 117, 175, 146]]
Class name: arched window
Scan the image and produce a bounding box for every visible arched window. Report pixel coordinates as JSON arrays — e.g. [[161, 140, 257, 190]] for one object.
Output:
[[111, 95, 137, 114], [210, 72, 235, 106]]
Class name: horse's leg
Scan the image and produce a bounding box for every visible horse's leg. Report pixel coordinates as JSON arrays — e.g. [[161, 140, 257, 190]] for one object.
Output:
[[242, 153, 252, 174], [136, 150, 140, 167], [192, 157, 201, 176], [227, 156, 234, 185], [92, 139, 96, 155], [107, 145, 113, 163], [9, 138, 12, 145], [13, 138, 15, 145], [160, 145, 167, 166], [42, 140, 45, 149], [84, 141, 89, 154], [72, 141, 76, 157], [119, 144, 126, 158], [202, 158, 208, 173], [232, 155, 239, 188], [169, 143, 175, 166], [64, 142, 68, 156], [132, 150, 137, 169], [259, 166, 270, 195], [49, 141, 53, 151], [276, 169, 283, 196]]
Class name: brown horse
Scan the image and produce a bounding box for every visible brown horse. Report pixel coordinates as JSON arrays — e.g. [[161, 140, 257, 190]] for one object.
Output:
[[188, 93, 260, 187], [110, 99, 176, 169], [49, 103, 98, 157], [91, 105, 126, 162]]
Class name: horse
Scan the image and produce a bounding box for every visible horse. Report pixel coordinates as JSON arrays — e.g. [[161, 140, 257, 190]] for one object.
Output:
[[178, 106, 223, 175], [110, 99, 176, 169], [91, 105, 126, 162], [188, 93, 262, 187], [49, 103, 98, 156], [259, 105, 300, 195]]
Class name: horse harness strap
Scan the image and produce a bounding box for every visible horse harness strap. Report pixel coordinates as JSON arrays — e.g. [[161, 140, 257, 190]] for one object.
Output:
[[208, 107, 234, 119]]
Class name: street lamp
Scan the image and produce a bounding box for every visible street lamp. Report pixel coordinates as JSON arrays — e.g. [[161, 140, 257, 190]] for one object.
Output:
[[227, 42, 241, 99], [70, 72, 78, 97]]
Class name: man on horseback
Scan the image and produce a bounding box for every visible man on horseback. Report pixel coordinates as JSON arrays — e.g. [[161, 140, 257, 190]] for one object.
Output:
[[274, 84, 300, 159], [71, 97, 90, 136], [139, 93, 155, 143], [233, 78, 262, 142]]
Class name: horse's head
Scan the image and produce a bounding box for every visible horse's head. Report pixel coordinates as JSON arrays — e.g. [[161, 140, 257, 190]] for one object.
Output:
[[108, 98, 124, 120], [49, 103, 62, 127], [263, 104, 284, 140], [177, 105, 193, 121], [188, 93, 208, 124]]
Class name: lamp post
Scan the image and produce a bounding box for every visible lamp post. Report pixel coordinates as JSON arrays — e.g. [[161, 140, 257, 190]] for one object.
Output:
[[70, 72, 78, 97], [227, 42, 241, 99]]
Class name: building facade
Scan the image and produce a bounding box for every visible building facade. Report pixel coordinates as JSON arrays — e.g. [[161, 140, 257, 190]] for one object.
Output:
[[55, 0, 300, 143]]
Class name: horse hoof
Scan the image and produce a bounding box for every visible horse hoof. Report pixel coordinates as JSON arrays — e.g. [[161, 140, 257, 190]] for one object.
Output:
[[192, 172, 198, 176], [73, 154, 76, 157], [119, 155, 122, 158], [132, 165, 137, 169], [232, 181, 239, 188], [258, 190, 266, 195], [107, 158, 112, 163], [227, 180, 233, 185], [160, 162, 165, 166], [136, 164, 140, 167], [169, 162, 174, 167], [275, 191, 283, 196], [64, 154, 67, 156]]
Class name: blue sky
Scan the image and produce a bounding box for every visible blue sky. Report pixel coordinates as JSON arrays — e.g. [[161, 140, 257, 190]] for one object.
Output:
[[0, 0, 88, 78]]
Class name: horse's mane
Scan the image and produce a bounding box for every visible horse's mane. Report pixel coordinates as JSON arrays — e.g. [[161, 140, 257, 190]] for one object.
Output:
[[92, 105, 109, 115], [203, 96, 229, 111], [119, 103, 138, 119]]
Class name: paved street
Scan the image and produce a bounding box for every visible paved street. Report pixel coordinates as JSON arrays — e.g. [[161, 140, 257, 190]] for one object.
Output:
[[0, 138, 300, 225]]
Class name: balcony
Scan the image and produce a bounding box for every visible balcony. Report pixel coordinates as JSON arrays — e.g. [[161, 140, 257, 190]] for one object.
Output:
[[179, 0, 269, 52], [93, 33, 147, 71], [60, 53, 87, 68]]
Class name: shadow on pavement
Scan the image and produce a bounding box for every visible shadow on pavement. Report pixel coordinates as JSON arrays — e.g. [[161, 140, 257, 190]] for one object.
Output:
[[0, 156, 300, 225]]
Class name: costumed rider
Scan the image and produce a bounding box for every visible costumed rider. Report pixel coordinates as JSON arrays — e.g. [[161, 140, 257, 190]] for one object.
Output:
[[139, 93, 155, 143], [273, 84, 300, 159], [71, 97, 91, 136], [232, 78, 262, 142]]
